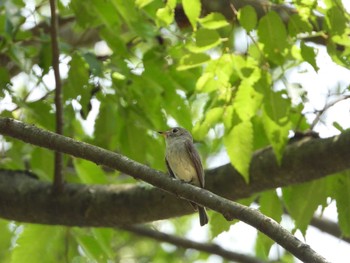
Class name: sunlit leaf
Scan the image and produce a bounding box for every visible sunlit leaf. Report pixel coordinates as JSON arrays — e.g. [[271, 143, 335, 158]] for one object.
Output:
[[135, 0, 154, 8], [182, 0, 201, 30], [11, 225, 68, 263], [187, 28, 222, 53], [198, 12, 229, 29], [224, 120, 253, 182], [177, 53, 210, 70], [234, 79, 263, 121], [0, 220, 11, 262], [193, 107, 224, 140], [156, 0, 176, 26]]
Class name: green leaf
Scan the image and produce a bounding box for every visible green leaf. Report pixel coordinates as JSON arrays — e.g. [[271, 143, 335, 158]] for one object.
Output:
[[223, 105, 234, 129], [64, 53, 89, 100], [0, 67, 10, 89], [26, 100, 55, 131], [112, 0, 154, 38], [210, 212, 236, 238], [94, 98, 122, 150], [262, 109, 291, 163], [255, 190, 283, 259], [83, 52, 103, 76], [74, 159, 108, 184], [263, 91, 291, 126], [91, 228, 115, 258], [177, 53, 210, 70], [325, 6, 347, 36], [135, 0, 154, 8], [38, 42, 52, 75], [74, 228, 110, 262], [156, 0, 176, 26], [234, 79, 263, 122], [300, 41, 319, 72], [182, 0, 201, 30], [260, 190, 283, 221], [260, 88, 291, 161], [193, 107, 224, 140], [31, 148, 54, 180], [333, 121, 345, 132], [288, 14, 312, 37], [332, 172, 350, 237], [224, 120, 253, 182], [0, 220, 11, 262], [196, 72, 218, 92], [283, 179, 328, 236], [238, 5, 257, 32], [12, 225, 67, 263], [258, 11, 288, 64], [198, 12, 229, 29], [187, 28, 221, 53]]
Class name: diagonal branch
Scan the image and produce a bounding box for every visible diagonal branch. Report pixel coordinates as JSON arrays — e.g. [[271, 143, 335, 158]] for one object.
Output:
[[120, 225, 266, 263], [49, 0, 64, 193], [0, 117, 340, 262]]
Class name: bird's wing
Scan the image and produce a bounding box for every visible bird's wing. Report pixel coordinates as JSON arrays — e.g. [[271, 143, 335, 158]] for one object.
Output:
[[185, 140, 205, 188], [165, 157, 176, 178]]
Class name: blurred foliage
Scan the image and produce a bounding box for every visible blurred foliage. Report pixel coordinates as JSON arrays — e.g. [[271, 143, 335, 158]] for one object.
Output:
[[0, 0, 350, 262]]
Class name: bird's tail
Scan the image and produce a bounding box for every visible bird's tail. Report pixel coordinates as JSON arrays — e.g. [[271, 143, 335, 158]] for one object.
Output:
[[198, 206, 209, 226]]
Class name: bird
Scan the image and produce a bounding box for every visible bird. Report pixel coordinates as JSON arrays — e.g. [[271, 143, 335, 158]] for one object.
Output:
[[158, 127, 209, 226]]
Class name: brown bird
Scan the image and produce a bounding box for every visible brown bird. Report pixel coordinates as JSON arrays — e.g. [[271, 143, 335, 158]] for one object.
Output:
[[158, 127, 209, 226]]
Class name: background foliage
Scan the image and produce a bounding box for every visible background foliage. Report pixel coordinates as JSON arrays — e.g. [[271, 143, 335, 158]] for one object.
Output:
[[0, 0, 350, 262]]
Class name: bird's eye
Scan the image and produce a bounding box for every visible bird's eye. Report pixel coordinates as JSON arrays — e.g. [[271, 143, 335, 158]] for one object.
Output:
[[172, 128, 179, 133]]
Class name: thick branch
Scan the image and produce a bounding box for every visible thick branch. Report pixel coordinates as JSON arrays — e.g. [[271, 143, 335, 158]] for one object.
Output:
[[121, 225, 265, 263], [0, 118, 342, 262]]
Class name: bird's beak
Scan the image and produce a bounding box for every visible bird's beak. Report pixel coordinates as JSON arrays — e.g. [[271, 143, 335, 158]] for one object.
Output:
[[158, 131, 168, 138]]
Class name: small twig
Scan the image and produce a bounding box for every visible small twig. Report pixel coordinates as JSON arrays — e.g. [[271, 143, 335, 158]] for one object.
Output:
[[49, 0, 64, 193], [310, 95, 350, 130], [120, 225, 267, 263]]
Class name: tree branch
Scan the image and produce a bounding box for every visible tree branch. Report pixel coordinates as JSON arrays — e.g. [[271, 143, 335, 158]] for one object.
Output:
[[0, 117, 342, 262], [311, 217, 350, 244], [120, 225, 266, 263], [49, 0, 64, 193]]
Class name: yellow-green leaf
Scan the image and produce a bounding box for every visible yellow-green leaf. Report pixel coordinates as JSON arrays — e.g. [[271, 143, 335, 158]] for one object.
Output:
[[177, 53, 210, 70], [224, 120, 253, 182], [198, 12, 229, 29], [182, 0, 201, 30]]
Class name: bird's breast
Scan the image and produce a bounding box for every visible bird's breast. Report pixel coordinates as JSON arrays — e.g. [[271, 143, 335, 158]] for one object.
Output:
[[166, 141, 197, 184]]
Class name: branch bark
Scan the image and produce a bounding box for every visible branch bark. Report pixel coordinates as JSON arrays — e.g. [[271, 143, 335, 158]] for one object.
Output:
[[0, 117, 344, 262], [120, 225, 266, 263]]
